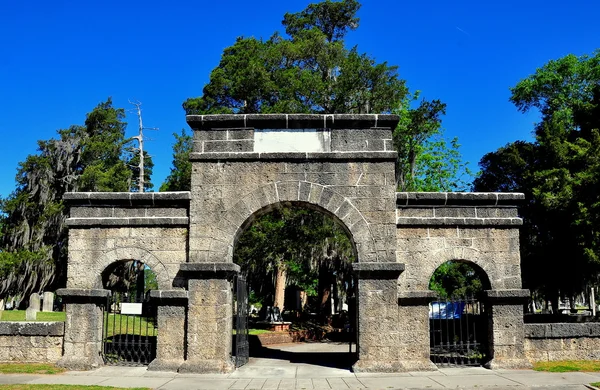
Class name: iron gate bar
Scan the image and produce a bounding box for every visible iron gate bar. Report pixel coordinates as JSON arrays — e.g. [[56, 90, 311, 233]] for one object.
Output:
[[102, 292, 157, 366], [429, 295, 487, 367], [234, 274, 249, 368]]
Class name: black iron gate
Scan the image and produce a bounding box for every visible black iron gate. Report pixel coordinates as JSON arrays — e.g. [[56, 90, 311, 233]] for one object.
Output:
[[102, 292, 157, 366], [233, 274, 249, 368], [429, 295, 488, 366]]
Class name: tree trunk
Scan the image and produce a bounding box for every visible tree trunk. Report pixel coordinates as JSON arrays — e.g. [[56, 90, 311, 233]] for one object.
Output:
[[273, 264, 287, 312], [318, 266, 333, 318]]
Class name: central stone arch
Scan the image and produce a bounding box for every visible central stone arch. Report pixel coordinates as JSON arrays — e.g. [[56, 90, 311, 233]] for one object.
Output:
[[180, 114, 404, 373], [216, 181, 377, 263]]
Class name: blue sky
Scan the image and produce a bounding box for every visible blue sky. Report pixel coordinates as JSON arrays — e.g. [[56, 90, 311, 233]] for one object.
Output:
[[1, 0, 598, 198]]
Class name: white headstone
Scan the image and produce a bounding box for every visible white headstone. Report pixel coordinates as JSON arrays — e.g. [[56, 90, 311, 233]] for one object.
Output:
[[29, 293, 41, 312], [42, 292, 54, 312], [25, 307, 37, 321]]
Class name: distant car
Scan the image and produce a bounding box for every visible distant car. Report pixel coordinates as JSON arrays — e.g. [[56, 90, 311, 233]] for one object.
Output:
[[429, 301, 466, 319]]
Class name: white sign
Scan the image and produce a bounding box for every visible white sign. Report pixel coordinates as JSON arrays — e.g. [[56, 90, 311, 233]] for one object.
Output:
[[254, 129, 331, 152], [120, 303, 143, 315]]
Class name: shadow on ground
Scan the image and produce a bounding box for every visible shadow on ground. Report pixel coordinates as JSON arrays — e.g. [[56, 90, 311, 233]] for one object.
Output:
[[247, 335, 357, 369]]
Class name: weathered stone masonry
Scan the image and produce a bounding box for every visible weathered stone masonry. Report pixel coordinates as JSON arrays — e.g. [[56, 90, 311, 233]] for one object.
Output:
[[57, 114, 531, 372]]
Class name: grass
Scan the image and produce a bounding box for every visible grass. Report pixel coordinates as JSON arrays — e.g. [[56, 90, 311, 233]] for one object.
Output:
[[103, 313, 156, 338], [0, 386, 151, 390], [591, 383, 600, 388], [0, 311, 66, 322], [249, 329, 274, 335], [533, 360, 600, 372], [232, 328, 274, 335], [0, 363, 65, 375]]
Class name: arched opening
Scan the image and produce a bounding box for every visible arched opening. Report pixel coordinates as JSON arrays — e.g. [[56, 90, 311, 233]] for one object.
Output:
[[101, 259, 158, 366], [428, 260, 491, 367], [232, 202, 358, 369]]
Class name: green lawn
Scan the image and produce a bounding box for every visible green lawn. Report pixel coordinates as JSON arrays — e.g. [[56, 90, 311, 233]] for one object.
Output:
[[0, 363, 65, 375], [0, 386, 150, 390], [534, 360, 600, 372], [103, 313, 156, 337], [0, 311, 66, 322]]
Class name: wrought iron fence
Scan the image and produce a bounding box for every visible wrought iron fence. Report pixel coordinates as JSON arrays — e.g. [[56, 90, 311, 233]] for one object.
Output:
[[233, 274, 249, 368], [102, 292, 157, 366], [429, 295, 488, 366]]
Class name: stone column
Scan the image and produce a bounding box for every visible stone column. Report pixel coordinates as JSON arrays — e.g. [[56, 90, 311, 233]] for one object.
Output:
[[178, 262, 239, 373], [396, 291, 438, 371], [56, 288, 110, 370], [484, 289, 531, 369], [147, 290, 188, 371], [352, 262, 404, 372]]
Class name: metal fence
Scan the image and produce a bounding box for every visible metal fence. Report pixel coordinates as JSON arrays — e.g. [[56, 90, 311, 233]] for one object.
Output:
[[429, 296, 488, 366], [234, 275, 249, 368], [102, 292, 157, 366]]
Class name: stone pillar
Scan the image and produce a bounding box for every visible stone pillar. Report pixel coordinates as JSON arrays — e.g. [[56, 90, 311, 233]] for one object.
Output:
[[56, 288, 110, 370], [484, 289, 532, 369], [178, 262, 239, 373], [396, 291, 438, 371], [352, 262, 404, 372], [148, 290, 188, 371]]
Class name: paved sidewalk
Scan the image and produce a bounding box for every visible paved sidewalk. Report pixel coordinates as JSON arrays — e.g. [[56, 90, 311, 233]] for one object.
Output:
[[1, 364, 599, 389], [1, 344, 598, 389]]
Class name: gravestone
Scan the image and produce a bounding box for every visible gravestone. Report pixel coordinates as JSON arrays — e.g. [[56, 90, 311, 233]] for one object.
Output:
[[29, 293, 41, 312], [42, 292, 54, 312], [0, 299, 4, 318], [25, 307, 37, 320]]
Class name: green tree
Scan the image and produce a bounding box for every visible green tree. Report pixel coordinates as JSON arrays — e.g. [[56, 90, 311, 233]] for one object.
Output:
[[183, 0, 406, 115], [474, 50, 600, 311], [160, 129, 192, 192], [429, 261, 486, 299], [0, 98, 152, 305], [234, 206, 354, 316]]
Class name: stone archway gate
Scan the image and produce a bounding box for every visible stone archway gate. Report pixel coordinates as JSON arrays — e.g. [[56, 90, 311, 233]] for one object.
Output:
[[57, 114, 530, 372]]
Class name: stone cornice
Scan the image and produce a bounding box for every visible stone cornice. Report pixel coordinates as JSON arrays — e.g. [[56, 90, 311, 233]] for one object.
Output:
[[66, 217, 189, 227], [186, 114, 400, 130], [352, 262, 405, 279], [63, 192, 191, 206], [396, 217, 523, 227], [189, 151, 397, 162], [396, 192, 525, 207], [179, 262, 240, 279]]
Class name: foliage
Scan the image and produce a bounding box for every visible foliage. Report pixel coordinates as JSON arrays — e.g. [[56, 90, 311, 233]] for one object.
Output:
[[533, 360, 600, 372], [474, 50, 600, 310], [0, 363, 65, 375], [393, 92, 472, 191], [179, 0, 469, 192], [428, 261, 487, 299], [160, 129, 192, 192], [234, 206, 354, 312], [0, 98, 153, 304], [0, 310, 66, 322], [183, 1, 406, 115]]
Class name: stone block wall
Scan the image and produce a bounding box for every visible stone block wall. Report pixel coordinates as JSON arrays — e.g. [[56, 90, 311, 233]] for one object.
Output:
[[64, 192, 190, 290], [395, 192, 530, 370], [0, 322, 64, 363], [187, 114, 400, 266], [396, 192, 524, 291], [524, 323, 600, 362]]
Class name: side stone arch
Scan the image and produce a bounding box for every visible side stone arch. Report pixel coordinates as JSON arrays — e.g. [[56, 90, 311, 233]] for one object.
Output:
[[91, 247, 172, 290], [401, 247, 504, 292], [213, 181, 377, 263]]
